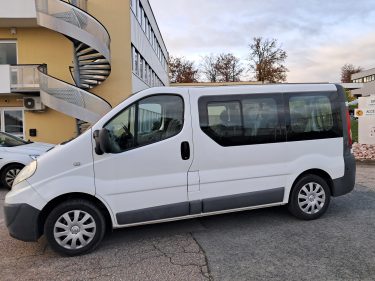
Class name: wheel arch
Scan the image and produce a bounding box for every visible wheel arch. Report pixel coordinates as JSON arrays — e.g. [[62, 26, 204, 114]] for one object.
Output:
[[38, 192, 113, 236], [289, 169, 334, 201]]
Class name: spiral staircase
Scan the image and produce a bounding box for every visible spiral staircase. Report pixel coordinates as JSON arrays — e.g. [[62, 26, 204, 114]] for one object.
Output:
[[34, 0, 112, 124]]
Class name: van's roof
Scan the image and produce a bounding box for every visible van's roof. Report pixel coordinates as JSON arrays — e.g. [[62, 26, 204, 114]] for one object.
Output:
[[151, 83, 340, 94], [174, 83, 337, 91]]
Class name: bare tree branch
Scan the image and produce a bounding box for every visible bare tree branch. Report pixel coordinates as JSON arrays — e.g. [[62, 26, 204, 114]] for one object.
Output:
[[341, 64, 363, 83], [248, 37, 288, 83]]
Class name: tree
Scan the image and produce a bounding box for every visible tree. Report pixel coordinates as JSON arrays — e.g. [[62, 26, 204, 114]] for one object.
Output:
[[200, 54, 220, 82], [168, 56, 198, 83], [200, 53, 244, 82], [248, 37, 288, 83], [341, 64, 363, 83], [216, 53, 244, 82]]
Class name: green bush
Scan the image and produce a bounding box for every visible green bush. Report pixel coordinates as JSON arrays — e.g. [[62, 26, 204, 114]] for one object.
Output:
[[351, 119, 358, 143]]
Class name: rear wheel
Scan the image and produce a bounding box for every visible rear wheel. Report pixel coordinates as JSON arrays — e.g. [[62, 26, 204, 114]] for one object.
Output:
[[44, 199, 106, 256], [288, 175, 331, 220], [1, 164, 24, 189]]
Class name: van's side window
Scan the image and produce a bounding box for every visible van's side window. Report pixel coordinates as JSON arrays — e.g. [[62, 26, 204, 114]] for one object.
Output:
[[207, 101, 242, 138], [199, 95, 284, 146], [104, 95, 184, 153], [287, 93, 342, 141], [242, 98, 279, 143]]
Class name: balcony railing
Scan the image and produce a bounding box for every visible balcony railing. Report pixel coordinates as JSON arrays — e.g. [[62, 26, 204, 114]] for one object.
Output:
[[36, 0, 110, 56], [10, 65, 40, 92]]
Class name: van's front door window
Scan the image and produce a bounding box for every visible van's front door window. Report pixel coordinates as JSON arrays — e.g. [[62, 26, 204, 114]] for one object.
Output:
[[104, 95, 184, 153]]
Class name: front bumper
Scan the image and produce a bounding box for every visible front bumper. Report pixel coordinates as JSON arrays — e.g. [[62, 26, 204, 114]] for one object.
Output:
[[331, 153, 356, 197], [4, 203, 41, 242]]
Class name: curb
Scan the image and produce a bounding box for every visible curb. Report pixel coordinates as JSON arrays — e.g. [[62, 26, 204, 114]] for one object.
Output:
[[356, 160, 375, 165]]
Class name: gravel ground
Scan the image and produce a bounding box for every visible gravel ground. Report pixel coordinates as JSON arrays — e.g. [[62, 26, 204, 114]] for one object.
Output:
[[1, 163, 374, 280]]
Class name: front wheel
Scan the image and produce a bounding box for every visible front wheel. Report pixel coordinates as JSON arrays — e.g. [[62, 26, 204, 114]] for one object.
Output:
[[44, 199, 106, 256], [288, 175, 331, 220], [1, 164, 24, 190]]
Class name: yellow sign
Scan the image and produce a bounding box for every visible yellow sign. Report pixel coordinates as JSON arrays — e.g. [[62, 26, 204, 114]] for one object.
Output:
[[355, 109, 364, 117]]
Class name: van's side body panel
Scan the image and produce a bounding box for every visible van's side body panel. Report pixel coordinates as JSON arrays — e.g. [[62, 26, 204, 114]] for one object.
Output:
[[16, 131, 96, 205], [283, 138, 344, 201]]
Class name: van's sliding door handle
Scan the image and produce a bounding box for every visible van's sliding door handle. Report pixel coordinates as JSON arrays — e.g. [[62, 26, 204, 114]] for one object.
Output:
[[181, 141, 190, 160]]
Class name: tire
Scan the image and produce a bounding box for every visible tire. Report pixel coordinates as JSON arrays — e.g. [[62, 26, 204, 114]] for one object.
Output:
[[288, 174, 331, 220], [1, 164, 24, 190], [44, 199, 106, 256]]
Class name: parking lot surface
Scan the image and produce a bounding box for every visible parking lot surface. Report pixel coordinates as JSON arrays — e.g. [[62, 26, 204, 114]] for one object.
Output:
[[1, 164, 375, 280]]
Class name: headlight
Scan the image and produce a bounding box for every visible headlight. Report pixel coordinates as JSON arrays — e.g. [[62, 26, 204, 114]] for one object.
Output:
[[29, 154, 40, 160], [13, 160, 37, 187]]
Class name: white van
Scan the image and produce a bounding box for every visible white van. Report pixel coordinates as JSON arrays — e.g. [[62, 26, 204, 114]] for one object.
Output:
[[4, 84, 355, 256]]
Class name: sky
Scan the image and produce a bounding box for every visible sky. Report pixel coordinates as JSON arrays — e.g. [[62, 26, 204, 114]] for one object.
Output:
[[149, 0, 375, 82]]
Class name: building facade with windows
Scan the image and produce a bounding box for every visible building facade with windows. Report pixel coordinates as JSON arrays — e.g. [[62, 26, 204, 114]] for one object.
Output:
[[351, 68, 375, 98], [0, 0, 168, 144]]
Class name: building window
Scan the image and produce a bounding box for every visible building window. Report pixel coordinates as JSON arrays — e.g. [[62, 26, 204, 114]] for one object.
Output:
[[0, 108, 24, 138], [0, 41, 17, 65], [137, 0, 141, 22], [134, 49, 139, 75], [130, 0, 137, 14], [139, 57, 144, 79]]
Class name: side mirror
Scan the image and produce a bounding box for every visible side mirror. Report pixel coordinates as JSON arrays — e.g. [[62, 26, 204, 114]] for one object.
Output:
[[93, 130, 103, 155]]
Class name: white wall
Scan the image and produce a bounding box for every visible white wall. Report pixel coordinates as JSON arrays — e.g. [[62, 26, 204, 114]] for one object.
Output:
[[132, 73, 149, 94], [0, 0, 36, 19], [0, 65, 11, 94]]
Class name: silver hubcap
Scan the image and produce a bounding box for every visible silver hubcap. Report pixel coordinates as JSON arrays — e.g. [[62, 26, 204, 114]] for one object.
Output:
[[54, 210, 96, 250], [5, 168, 21, 187], [298, 182, 326, 214]]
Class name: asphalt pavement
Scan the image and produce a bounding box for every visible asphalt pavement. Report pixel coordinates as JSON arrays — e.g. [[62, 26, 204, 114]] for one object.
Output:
[[1, 164, 375, 280]]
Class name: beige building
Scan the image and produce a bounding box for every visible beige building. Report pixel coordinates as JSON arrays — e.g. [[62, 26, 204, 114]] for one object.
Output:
[[351, 68, 375, 98], [0, 0, 169, 144]]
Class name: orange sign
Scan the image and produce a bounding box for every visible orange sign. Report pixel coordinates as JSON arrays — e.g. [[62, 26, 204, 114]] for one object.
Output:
[[355, 109, 364, 117]]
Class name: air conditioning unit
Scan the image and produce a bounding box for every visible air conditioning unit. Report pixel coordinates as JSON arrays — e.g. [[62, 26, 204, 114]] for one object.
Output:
[[23, 97, 45, 111]]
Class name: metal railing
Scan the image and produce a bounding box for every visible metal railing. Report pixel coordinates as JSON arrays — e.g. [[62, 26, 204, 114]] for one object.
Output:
[[38, 65, 111, 123], [35, 0, 110, 53], [34, 0, 112, 123], [10, 65, 40, 92]]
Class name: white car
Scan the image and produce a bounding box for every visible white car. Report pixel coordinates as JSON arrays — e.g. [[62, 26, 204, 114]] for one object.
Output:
[[0, 132, 54, 189]]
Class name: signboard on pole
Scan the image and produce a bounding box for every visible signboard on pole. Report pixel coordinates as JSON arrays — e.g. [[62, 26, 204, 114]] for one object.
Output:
[[358, 95, 375, 144]]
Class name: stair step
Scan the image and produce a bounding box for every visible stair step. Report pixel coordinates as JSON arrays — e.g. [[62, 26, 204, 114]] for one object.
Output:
[[79, 60, 111, 66], [80, 75, 107, 81], [81, 79, 101, 85], [78, 53, 104, 61], [80, 84, 92, 89], [80, 69, 110, 75], [75, 43, 88, 53], [76, 47, 96, 57]]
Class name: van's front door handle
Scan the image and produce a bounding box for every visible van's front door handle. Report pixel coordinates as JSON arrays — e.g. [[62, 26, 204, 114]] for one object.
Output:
[[181, 141, 190, 160]]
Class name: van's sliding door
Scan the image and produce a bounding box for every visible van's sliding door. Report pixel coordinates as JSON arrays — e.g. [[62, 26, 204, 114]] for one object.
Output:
[[188, 90, 287, 214]]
